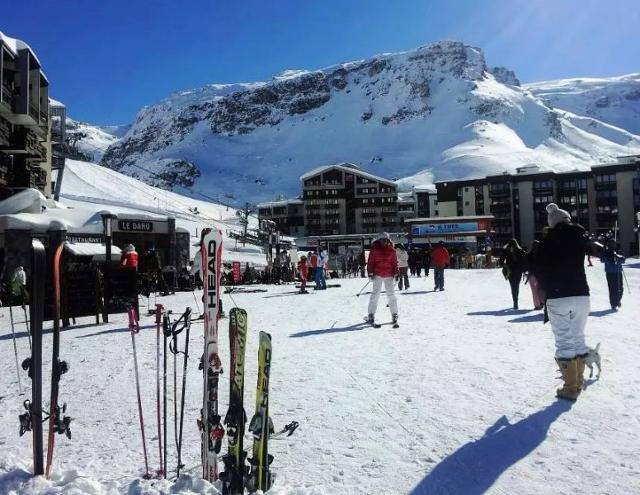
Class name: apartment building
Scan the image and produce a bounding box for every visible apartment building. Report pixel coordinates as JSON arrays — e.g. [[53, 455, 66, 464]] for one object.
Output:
[[431, 158, 640, 254], [300, 163, 399, 236], [257, 198, 305, 237], [0, 31, 51, 199], [49, 98, 66, 200]]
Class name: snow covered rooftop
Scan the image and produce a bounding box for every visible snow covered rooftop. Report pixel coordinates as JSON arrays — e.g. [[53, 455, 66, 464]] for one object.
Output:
[[0, 30, 43, 68], [49, 97, 66, 108], [300, 163, 396, 187], [257, 198, 304, 208]]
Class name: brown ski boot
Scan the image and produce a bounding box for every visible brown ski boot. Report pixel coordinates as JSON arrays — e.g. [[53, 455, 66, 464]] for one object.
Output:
[[556, 358, 581, 401]]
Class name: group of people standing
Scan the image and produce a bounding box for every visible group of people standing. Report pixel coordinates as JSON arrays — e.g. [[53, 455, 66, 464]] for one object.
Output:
[[499, 203, 627, 401], [296, 247, 329, 293]]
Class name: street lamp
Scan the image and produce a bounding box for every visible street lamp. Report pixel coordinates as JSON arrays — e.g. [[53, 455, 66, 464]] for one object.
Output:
[[100, 211, 117, 323]]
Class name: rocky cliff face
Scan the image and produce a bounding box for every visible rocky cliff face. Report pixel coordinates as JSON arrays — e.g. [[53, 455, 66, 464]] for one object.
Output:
[[100, 41, 640, 201]]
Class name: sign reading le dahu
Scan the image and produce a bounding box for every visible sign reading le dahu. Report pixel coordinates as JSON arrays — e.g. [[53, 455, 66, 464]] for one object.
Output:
[[117, 220, 154, 232]]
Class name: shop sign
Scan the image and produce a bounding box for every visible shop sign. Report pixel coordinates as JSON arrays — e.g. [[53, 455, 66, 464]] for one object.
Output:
[[411, 222, 478, 235], [117, 220, 154, 232], [232, 261, 242, 283]]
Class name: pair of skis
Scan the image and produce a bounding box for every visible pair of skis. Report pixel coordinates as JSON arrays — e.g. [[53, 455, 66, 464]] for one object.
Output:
[[200, 229, 297, 493], [19, 241, 71, 478], [220, 311, 278, 494]]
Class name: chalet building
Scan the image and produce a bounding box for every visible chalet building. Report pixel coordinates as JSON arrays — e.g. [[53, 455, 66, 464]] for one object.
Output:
[[0, 31, 51, 200], [299, 163, 400, 236]]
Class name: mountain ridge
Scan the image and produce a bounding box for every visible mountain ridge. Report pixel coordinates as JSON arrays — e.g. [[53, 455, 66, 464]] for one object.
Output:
[[70, 41, 639, 203]]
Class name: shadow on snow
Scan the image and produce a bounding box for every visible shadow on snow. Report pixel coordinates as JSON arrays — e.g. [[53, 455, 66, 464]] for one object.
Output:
[[289, 322, 370, 338], [410, 400, 572, 495], [467, 309, 532, 317], [75, 323, 156, 338]]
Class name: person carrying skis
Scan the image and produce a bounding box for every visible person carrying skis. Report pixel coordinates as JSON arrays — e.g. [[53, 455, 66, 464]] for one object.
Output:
[[395, 244, 410, 290], [298, 255, 309, 294], [366, 233, 399, 325], [600, 240, 625, 310], [431, 242, 450, 291], [120, 244, 138, 270], [499, 239, 527, 310], [532, 203, 591, 401]]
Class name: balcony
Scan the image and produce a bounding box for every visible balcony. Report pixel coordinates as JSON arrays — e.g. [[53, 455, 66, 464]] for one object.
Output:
[[0, 85, 14, 113]]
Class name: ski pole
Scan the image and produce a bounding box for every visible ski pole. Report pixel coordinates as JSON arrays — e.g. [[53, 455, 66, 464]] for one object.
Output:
[[9, 307, 23, 394], [128, 307, 150, 479], [21, 305, 32, 350], [155, 304, 164, 477], [176, 307, 192, 477], [162, 310, 169, 478], [622, 270, 631, 295], [191, 289, 201, 314], [356, 279, 371, 297]]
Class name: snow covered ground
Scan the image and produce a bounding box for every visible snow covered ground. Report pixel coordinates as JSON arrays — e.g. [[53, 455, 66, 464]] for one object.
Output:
[[1, 263, 639, 494]]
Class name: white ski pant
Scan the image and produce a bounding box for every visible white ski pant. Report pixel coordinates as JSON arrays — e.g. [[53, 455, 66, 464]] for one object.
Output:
[[546, 296, 590, 359], [368, 277, 398, 317]]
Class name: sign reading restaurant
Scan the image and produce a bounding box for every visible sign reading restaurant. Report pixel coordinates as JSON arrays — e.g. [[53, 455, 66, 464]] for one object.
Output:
[[117, 220, 154, 232]]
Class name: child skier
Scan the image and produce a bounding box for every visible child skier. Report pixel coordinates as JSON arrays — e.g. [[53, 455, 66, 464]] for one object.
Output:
[[298, 255, 309, 294]]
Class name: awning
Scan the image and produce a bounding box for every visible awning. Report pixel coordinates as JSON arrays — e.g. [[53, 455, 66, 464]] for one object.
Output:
[[65, 242, 122, 260]]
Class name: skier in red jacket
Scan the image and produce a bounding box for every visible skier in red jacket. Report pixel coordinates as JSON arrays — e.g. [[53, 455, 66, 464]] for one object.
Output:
[[366, 233, 399, 325], [298, 255, 309, 294], [120, 244, 138, 270], [431, 241, 450, 291]]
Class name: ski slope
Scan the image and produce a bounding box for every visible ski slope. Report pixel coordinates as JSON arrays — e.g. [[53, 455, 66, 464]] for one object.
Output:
[[1, 264, 639, 494], [59, 159, 265, 265]]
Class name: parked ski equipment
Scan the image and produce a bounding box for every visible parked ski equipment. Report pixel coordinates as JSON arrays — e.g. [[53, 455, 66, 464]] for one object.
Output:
[[129, 307, 151, 479], [248, 331, 274, 492], [45, 242, 72, 478], [200, 228, 224, 482], [155, 303, 164, 477], [169, 306, 192, 477], [220, 308, 248, 495], [18, 239, 46, 475], [162, 308, 172, 478]]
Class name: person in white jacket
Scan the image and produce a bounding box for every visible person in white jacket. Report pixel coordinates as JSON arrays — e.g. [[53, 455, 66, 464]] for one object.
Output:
[[395, 244, 410, 290]]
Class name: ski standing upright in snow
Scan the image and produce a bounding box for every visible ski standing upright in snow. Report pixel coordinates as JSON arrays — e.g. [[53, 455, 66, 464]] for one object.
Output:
[[248, 331, 275, 492], [45, 242, 72, 478], [221, 308, 248, 495], [18, 240, 46, 475], [200, 228, 225, 482], [129, 307, 151, 479]]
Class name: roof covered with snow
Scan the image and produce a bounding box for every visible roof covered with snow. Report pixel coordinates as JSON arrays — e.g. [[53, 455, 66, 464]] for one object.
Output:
[[300, 163, 396, 187]]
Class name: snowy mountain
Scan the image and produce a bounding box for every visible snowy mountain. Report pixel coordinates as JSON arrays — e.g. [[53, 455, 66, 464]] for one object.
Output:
[[526, 74, 640, 135], [64, 118, 122, 162], [100, 41, 640, 201]]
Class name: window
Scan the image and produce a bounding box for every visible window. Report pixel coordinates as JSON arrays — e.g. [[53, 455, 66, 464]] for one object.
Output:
[[464, 201, 470, 206], [595, 174, 616, 185]]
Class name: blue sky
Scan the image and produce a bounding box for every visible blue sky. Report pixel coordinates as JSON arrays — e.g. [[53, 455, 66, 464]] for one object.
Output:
[[2, 0, 638, 125]]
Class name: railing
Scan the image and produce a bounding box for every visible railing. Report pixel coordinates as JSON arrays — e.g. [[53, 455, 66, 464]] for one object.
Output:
[[29, 102, 39, 121], [1, 85, 13, 107]]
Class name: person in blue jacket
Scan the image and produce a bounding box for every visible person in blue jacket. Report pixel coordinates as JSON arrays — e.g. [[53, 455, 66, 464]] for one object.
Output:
[[600, 241, 625, 310]]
